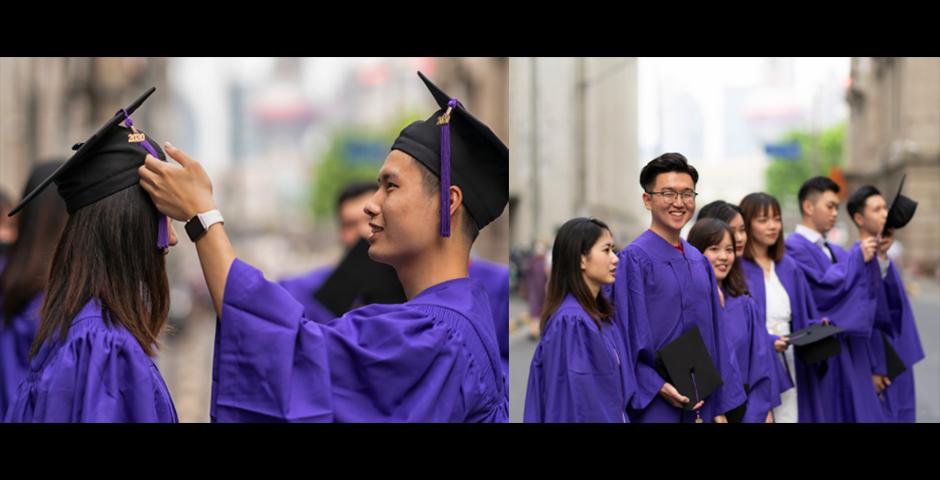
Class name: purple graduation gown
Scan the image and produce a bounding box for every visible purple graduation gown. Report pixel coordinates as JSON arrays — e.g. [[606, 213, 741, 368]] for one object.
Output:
[[4, 300, 178, 422], [277, 265, 336, 324], [741, 256, 828, 422], [869, 256, 924, 422], [0, 294, 42, 417], [612, 230, 745, 423], [720, 292, 776, 423], [785, 234, 884, 422], [212, 259, 507, 422], [468, 258, 510, 380], [523, 294, 633, 422]]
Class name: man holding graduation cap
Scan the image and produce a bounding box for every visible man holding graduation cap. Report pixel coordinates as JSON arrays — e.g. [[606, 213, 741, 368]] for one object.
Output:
[[845, 179, 924, 422], [139, 72, 508, 422], [611, 152, 745, 423], [785, 176, 884, 422]]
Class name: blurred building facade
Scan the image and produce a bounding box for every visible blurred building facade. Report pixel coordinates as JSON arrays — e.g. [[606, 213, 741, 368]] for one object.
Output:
[[510, 57, 640, 248], [844, 57, 940, 275], [0, 57, 169, 199]]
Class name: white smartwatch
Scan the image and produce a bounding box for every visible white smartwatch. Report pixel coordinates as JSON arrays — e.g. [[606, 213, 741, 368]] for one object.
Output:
[[184, 209, 224, 242]]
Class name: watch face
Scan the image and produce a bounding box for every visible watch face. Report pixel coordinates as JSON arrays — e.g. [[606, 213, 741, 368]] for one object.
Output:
[[185, 217, 204, 241]]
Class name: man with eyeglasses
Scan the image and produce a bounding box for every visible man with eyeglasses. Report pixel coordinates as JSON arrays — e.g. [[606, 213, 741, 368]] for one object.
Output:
[[611, 152, 745, 423]]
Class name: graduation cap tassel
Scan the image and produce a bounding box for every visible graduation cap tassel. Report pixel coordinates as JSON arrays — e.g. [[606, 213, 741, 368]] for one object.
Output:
[[437, 99, 460, 238], [120, 109, 169, 250]]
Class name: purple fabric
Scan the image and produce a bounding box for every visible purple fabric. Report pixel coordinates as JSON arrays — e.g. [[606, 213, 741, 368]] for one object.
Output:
[[4, 299, 177, 422], [785, 234, 885, 422], [740, 256, 828, 422], [611, 230, 745, 423], [0, 294, 42, 417], [523, 294, 632, 422], [120, 109, 169, 250], [212, 259, 507, 422], [468, 258, 510, 380], [871, 257, 924, 422], [720, 293, 776, 422], [437, 98, 460, 238], [277, 265, 337, 324]]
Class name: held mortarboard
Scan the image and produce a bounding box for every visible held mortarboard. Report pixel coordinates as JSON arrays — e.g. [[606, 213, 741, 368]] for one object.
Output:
[[314, 237, 406, 316], [882, 174, 918, 236], [654, 326, 724, 412], [788, 323, 844, 364], [390, 72, 508, 238], [881, 332, 906, 380], [7, 87, 170, 250]]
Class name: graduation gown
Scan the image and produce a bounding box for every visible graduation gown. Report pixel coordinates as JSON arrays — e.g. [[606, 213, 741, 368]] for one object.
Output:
[[277, 265, 336, 324], [785, 234, 884, 422], [741, 256, 828, 422], [212, 258, 507, 422], [0, 294, 42, 417], [869, 257, 924, 422], [612, 230, 745, 423], [523, 294, 633, 422], [468, 258, 510, 381], [4, 299, 178, 422], [720, 292, 776, 423]]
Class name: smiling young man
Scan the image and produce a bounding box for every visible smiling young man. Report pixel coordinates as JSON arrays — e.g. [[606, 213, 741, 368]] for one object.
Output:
[[611, 152, 745, 423], [138, 72, 508, 422]]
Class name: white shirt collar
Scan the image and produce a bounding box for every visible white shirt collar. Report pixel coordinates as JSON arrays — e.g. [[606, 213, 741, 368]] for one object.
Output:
[[794, 224, 825, 245]]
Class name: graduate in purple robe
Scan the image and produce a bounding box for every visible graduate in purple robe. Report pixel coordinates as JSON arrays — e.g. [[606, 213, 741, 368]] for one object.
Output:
[[688, 218, 776, 423], [469, 256, 510, 379], [4, 88, 179, 422], [612, 153, 745, 423], [784, 177, 884, 422], [140, 72, 508, 422], [846, 185, 924, 422], [738, 193, 827, 422], [523, 218, 633, 422], [0, 161, 68, 416], [278, 182, 379, 323]]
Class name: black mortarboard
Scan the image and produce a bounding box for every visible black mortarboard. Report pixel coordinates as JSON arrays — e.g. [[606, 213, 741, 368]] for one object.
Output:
[[882, 174, 918, 236], [390, 72, 508, 237], [654, 326, 724, 411], [881, 332, 907, 380], [8, 87, 169, 249], [789, 323, 844, 364], [314, 237, 406, 316]]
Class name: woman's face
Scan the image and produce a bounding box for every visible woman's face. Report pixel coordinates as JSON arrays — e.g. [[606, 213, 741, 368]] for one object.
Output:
[[581, 229, 618, 289], [749, 207, 781, 254], [702, 230, 735, 282], [728, 213, 747, 258]]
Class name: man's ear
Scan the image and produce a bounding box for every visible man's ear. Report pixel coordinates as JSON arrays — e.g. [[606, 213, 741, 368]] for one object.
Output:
[[449, 185, 463, 218]]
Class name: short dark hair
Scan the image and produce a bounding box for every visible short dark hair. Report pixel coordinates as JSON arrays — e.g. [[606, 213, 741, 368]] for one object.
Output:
[[846, 185, 882, 227], [688, 218, 749, 298], [697, 200, 742, 224], [639, 152, 699, 192], [335, 181, 377, 215], [798, 176, 840, 216], [412, 157, 479, 245]]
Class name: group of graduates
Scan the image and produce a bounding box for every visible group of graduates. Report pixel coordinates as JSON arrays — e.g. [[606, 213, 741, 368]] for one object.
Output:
[[0, 72, 511, 422], [524, 153, 925, 423]]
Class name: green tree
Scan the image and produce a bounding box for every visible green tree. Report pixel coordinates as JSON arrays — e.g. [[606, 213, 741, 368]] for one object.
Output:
[[765, 122, 845, 210], [309, 112, 425, 222]]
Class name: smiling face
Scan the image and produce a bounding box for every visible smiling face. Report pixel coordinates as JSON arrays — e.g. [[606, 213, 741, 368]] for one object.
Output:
[[702, 230, 734, 282], [643, 171, 696, 237], [338, 191, 375, 250], [363, 150, 441, 267]]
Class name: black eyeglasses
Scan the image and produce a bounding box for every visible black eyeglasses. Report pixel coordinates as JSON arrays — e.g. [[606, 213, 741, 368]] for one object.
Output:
[[646, 189, 698, 203]]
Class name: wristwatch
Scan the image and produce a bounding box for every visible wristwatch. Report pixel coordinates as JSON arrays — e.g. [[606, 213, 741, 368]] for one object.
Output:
[[185, 209, 224, 242]]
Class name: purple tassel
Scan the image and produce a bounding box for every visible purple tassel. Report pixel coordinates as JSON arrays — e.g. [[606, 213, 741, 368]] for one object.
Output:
[[120, 109, 167, 250], [438, 98, 460, 238]]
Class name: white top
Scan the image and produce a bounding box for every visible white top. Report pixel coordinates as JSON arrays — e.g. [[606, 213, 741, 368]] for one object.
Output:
[[764, 262, 792, 337], [794, 224, 833, 262]]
